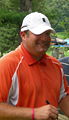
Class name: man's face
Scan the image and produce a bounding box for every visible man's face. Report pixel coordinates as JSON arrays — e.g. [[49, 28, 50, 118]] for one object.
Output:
[[22, 30, 51, 59]]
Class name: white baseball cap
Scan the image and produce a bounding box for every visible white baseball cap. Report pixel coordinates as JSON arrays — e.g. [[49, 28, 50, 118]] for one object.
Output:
[[21, 12, 55, 35]]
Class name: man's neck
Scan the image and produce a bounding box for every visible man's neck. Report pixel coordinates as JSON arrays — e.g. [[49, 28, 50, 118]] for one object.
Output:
[[31, 54, 44, 61]]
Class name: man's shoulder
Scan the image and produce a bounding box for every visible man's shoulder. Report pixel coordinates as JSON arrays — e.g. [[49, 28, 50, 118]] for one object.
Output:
[[0, 45, 23, 72], [45, 54, 61, 66]]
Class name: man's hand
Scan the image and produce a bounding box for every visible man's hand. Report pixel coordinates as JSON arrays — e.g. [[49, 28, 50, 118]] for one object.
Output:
[[34, 105, 58, 120]]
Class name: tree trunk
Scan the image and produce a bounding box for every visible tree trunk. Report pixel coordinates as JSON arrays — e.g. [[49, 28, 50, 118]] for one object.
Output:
[[20, 0, 32, 12]]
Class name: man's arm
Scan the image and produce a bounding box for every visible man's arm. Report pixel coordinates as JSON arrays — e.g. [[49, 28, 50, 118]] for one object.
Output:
[[0, 103, 32, 120], [59, 95, 69, 117], [0, 103, 58, 120]]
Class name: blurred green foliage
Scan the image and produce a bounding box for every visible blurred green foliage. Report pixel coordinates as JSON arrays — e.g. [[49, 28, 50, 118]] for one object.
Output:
[[0, 10, 28, 56]]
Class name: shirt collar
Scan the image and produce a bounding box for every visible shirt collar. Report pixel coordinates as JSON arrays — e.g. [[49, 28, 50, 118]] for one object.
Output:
[[21, 43, 47, 65]]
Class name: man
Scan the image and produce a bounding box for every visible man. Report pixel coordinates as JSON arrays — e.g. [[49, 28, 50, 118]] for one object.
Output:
[[0, 12, 69, 120]]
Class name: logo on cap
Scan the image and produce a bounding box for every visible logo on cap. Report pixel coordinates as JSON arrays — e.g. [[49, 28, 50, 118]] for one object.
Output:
[[42, 18, 46, 22]]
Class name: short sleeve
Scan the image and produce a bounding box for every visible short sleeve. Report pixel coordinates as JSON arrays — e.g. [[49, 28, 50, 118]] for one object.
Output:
[[0, 57, 13, 102], [59, 68, 69, 102]]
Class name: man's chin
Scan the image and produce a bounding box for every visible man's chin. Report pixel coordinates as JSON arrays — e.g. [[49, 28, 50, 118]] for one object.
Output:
[[39, 49, 47, 54]]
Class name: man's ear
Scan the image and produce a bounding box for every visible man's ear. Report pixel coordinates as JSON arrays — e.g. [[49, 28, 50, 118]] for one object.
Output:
[[20, 32, 26, 40]]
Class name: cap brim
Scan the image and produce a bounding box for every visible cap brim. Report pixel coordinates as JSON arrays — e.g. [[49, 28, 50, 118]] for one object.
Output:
[[29, 24, 55, 35]]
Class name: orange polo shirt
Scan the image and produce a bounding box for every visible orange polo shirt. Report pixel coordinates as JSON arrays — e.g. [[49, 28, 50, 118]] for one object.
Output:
[[0, 43, 69, 108]]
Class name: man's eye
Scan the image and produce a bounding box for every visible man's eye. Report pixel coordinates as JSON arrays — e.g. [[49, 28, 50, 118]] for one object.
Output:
[[45, 33, 50, 37]]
